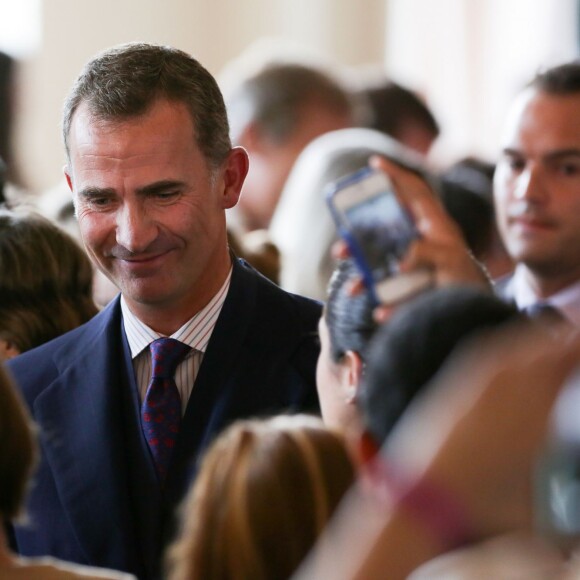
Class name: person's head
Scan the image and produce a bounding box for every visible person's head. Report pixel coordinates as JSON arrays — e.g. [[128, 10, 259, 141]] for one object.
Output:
[[360, 79, 440, 156], [167, 414, 355, 580], [270, 127, 423, 301], [317, 260, 378, 430], [0, 363, 38, 521], [438, 174, 495, 259], [443, 158, 513, 279], [62, 43, 249, 330], [0, 208, 97, 359], [224, 62, 354, 230], [357, 287, 519, 447], [445, 157, 496, 203], [494, 60, 580, 297]]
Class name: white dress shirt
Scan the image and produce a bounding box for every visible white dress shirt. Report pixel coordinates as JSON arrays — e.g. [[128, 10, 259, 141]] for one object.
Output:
[[506, 264, 580, 327], [120, 268, 232, 414], [505, 266, 580, 444]]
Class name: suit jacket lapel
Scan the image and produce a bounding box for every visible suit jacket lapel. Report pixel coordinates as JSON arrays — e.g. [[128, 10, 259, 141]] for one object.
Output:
[[163, 259, 256, 507], [32, 300, 144, 574]]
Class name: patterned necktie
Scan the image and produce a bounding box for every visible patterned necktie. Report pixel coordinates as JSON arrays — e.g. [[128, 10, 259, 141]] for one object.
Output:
[[141, 338, 190, 483]]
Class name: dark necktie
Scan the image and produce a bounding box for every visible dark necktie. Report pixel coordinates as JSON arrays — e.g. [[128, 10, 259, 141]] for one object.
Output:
[[141, 338, 190, 483]]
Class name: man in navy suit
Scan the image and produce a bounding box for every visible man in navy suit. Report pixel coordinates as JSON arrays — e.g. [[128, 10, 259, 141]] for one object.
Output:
[[7, 43, 320, 580], [494, 61, 580, 326]]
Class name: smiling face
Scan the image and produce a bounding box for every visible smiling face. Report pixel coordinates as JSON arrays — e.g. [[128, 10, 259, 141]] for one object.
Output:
[[494, 88, 580, 295], [65, 99, 247, 332]]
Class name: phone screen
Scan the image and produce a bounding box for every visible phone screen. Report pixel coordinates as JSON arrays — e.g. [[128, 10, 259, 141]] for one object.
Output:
[[327, 167, 431, 305], [329, 168, 418, 281], [343, 188, 417, 281]]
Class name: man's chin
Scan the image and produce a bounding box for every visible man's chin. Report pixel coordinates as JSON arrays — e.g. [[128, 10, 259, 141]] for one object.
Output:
[[118, 281, 173, 308], [506, 238, 556, 268], [518, 252, 580, 279]]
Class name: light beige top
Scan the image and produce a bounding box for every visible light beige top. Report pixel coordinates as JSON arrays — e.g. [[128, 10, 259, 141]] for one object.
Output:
[[409, 533, 566, 579], [0, 556, 136, 580]]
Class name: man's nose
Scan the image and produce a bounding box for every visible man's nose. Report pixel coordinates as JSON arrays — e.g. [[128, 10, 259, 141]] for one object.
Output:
[[514, 163, 548, 203], [115, 203, 157, 253]]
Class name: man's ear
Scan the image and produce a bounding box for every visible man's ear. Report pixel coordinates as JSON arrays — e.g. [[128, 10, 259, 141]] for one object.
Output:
[[64, 165, 73, 192], [220, 147, 249, 209], [342, 350, 364, 403]]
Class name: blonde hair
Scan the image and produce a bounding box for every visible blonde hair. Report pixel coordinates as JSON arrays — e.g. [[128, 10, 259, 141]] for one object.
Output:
[[0, 363, 37, 521], [168, 415, 355, 580]]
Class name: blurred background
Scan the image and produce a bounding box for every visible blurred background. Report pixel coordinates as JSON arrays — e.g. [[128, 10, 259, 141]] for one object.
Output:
[[0, 0, 579, 196]]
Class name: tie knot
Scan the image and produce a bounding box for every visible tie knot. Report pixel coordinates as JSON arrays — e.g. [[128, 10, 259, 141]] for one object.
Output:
[[149, 338, 190, 379]]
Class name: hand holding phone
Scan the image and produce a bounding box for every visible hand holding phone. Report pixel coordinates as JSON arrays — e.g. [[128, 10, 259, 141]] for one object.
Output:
[[326, 167, 432, 305]]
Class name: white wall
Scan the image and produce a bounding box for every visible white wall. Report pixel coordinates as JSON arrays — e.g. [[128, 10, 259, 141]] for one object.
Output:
[[11, 0, 386, 194], [385, 0, 580, 167], [7, 0, 580, 193]]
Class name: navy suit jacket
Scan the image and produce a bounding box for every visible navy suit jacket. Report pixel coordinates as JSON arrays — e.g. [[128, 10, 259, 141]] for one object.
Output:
[[7, 259, 321, 580]]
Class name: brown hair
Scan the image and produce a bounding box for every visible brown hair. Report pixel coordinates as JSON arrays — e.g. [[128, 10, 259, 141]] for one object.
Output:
[[168, 415, 355, 580], [0, 208, 98, 353], [0, 363, 37, 520], [362, 79, 440, 141], [529, 60, 580, 95], [228, 228, 281, 284], [62, 42, 231, 167]]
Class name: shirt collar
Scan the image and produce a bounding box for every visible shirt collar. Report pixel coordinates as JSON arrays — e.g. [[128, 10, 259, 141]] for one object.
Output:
[[510, 265, 580, 326], [121, 267, 232, 359]]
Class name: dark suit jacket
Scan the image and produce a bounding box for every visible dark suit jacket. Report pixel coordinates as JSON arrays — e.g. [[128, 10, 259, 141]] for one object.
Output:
[[7, 259, 321, 580]]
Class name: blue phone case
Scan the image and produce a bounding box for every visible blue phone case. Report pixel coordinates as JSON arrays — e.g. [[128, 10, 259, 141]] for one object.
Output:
[[326, 167, 418, 306]]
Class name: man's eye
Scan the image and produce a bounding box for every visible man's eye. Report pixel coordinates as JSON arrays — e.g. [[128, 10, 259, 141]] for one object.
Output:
[[507, 158, 525, 172], [155, 191, 179, 200], [558, 163, 580, 176], [88, 197, 109, 206]]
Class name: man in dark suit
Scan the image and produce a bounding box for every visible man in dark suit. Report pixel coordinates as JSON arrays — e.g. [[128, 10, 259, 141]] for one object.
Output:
[[7, 43, 320, 580], [493, 61, 580, 326]]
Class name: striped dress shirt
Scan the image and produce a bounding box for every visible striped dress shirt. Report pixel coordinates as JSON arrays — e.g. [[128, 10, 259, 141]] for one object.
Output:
[[120, 268, 232, 415]]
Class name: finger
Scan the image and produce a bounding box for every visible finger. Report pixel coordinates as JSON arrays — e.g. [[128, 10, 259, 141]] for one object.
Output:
[[399, 239, 490, 289], [346, 277, 365, 296], [373, 305, 395, 324], [331, 239, 350, 260], [369, 155, 462, 244], [398, 240, 448, 279], [369, 155, 434, 202]]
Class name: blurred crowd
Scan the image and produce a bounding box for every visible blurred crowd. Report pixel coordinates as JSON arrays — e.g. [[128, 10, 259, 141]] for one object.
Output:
[[1, 40, 580, 580]]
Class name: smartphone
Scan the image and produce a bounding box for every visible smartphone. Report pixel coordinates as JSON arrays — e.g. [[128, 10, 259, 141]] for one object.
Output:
[[326, 167, 432, 306]]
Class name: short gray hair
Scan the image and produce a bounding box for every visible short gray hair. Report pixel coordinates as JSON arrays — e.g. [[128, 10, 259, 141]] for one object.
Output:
[[63, 42, 231, 167], [224, 63, 354, 144]]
